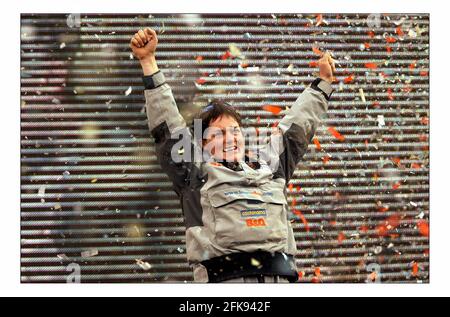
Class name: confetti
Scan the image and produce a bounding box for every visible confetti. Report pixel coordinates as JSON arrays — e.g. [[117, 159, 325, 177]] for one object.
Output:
[[417, 221, 429, 237], [136, 259, 152, 271], [315, 14, 323, 26], [312, 44, 323, 56], [377, 115, 386, 128], [313, 138, 322, 150], [343, 74, 354, 84], [359, 88, 366, 103], [314, 267, 321, 277], [327, 126, 345, 141], [396, 26, 405, 37], [262, 105, 283, 115], [38, 185, 46, 203], [57, 254, 70, 262], [411, 262, 419, 277], [365, 62, 378, 70], [221, 50, 232, 60], [195, 78, 206, 85], [385, 36, 397, 43], [228, 43, 242, 58], [338, 232, 346, 244], [292, 209, 310, 232], [124, 86, 132, 96], [387, 88, 394, 100], [81, 249, 98, 258]]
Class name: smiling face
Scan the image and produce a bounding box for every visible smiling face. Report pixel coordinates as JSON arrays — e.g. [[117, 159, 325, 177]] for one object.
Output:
[[203, 114, 245, 162]]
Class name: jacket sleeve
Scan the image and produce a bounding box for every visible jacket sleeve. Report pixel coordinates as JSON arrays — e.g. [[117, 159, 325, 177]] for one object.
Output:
[[261, 79, 332, 183], [143, 70, 191, 197]]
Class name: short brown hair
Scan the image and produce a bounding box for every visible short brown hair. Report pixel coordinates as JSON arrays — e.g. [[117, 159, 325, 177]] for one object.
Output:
[[193, 99, 242, 141]]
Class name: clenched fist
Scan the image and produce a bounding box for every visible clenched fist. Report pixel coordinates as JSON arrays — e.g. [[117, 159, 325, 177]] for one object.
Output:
[[318, 52, 336, 84], [130, 28, 158, 61]]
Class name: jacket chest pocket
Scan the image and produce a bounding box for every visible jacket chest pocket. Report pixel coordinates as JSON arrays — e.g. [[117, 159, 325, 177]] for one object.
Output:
[[208, 186, 288, 249]]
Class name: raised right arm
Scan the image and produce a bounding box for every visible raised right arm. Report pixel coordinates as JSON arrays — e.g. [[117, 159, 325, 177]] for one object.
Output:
[[130, 28, 191, 197]]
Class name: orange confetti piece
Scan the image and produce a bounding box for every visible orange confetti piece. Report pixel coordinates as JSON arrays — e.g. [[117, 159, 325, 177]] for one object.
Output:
[[368, 271, 378, 282], [309, 61, 319, 67], [359, 225, 369, 233], [343, 74, 354, 84], [262, 105, 282, 115], [386, 46, 392, 53], [376, 214, 400, 236], [396, 26, 405, 37], [387, 88, 394, 100], [386, 36, 397, 43], [372, 172, 379, 182], [338, 232, 346, 244], [420, 70, 429, 77], [288, 183, 294, 191], [387, 214, 401, 228], [240, 62, 249, 68], [221, 50, 232, 60], [392, 157, 401, 166], [418, 220, 429, 237], [314, 267, 321, 277], [365, 62, 378, 70], [412, 262, 419, 277], [368, 31, 375, 38], [392, 182, 401, 190], [313, 138, 322, 150], [195, 78, 206, 85], [292, 209, 310, 232], [312, 45, 323, 56], [322, 156, 330, 164], [411, 163, 421, 169], [328, 126, 346, 141], [364, 42, 371, 49], [421, 116, 429, 125], [316, 14, 323, 26], [195, 55, 203, 62], [376, 224, 389, 237]]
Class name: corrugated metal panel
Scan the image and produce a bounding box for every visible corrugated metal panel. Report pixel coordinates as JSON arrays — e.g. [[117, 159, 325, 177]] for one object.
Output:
[[20, 13, 429, 283]]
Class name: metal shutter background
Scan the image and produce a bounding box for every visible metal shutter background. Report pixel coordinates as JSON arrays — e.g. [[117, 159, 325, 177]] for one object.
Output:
[[20, 13, 429, 283]]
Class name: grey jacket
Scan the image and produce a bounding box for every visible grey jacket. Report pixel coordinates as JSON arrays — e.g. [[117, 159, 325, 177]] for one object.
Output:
[[142, 71, 332, 282]]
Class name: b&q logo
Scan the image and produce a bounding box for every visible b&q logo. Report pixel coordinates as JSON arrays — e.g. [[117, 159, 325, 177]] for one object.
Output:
[[246, 218, 267, 227]]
